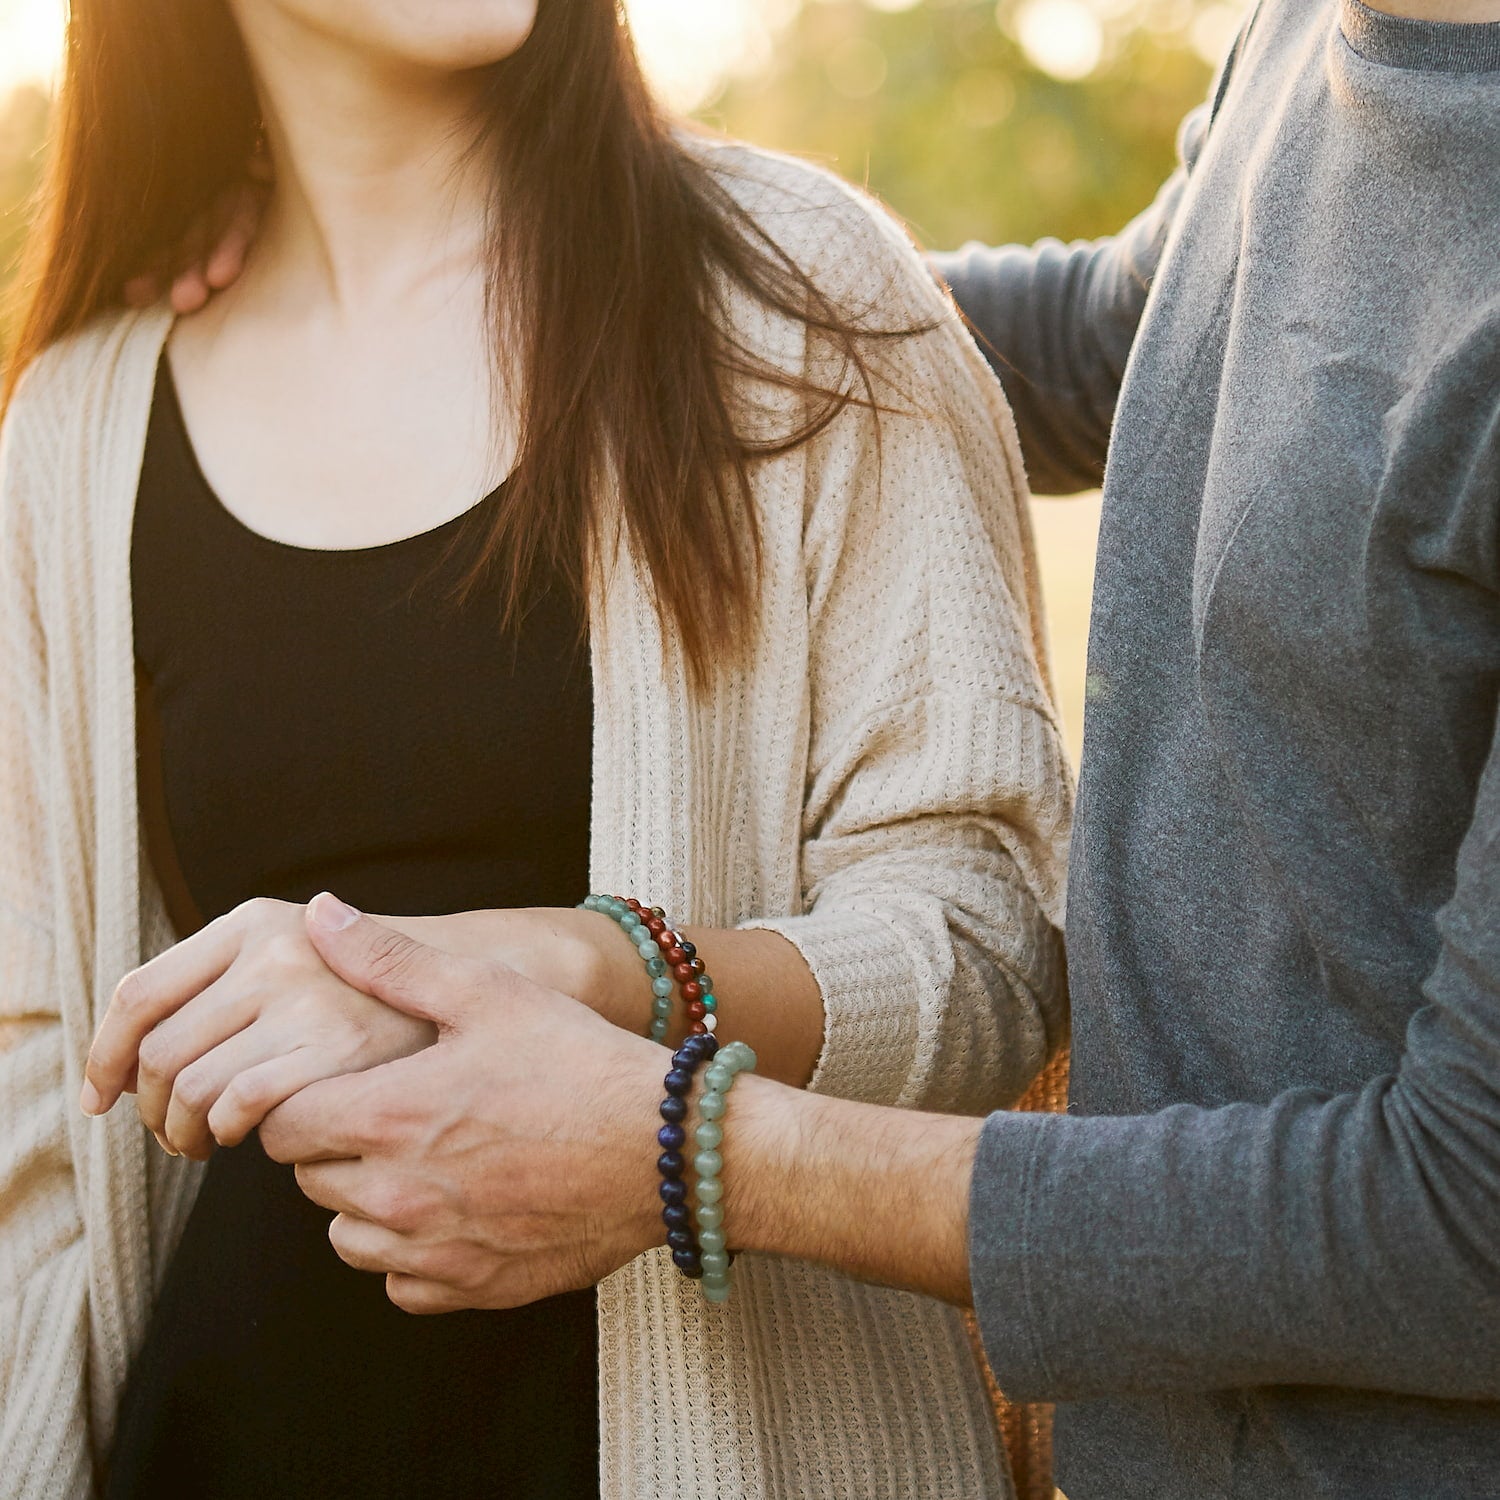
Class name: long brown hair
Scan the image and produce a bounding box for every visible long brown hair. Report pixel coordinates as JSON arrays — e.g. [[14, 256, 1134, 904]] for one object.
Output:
[[4, 0, 915, 684]]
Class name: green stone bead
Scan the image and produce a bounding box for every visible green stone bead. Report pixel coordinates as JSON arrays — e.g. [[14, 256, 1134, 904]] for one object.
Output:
[[649, 1020, 668, 1042], [697, 1228, 726, 1255], [652, 976, 673, 998], [693, 1149, 723, 1178], [719, 1041, 758, 1074], [695, 1177, 723, 1205], [698, 1091, 726, 1121], [702, 1064, 733, 1092], [694, 1122, 723, 1151], [702, 1279, 731, 1304], [695, 1203, 724, 1230], [701, 995, 717, 1012], [700, 1250, 730, 1276], [646, 957, 667, 977], [637, 940, 658, 961], [652, 997, 673, 1017]]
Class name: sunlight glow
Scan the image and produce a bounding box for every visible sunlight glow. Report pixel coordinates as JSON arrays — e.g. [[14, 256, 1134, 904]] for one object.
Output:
[[1010, 0, 1106, 82], [0, 0, 64, 93]]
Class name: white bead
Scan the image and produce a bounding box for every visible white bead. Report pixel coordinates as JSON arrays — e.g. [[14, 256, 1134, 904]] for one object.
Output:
[[702, 1013, 718, 1032]]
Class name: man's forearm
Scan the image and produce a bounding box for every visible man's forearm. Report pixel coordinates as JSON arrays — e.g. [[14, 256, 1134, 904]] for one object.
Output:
[[727, 1074, 984, 1304]]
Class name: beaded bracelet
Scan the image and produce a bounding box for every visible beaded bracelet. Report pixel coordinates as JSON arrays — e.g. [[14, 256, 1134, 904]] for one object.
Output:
[[579, 894, 720, 1043], [656, 1033, 719, 1277], [690, 1039, 758, 1303]]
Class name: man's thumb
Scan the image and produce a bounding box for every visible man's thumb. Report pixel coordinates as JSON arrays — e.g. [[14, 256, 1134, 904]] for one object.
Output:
[[305, 892, 464, 1027]]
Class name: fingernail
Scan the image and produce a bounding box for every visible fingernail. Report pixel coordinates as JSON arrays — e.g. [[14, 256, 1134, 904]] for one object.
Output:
[[80, 1081, 105, 1117], [309, 892, 361, 931], [153, 1132, 179, 1158]]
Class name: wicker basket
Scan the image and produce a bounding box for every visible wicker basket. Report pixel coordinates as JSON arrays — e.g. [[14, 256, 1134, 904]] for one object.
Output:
[[964, 1041, 1070, 1500]]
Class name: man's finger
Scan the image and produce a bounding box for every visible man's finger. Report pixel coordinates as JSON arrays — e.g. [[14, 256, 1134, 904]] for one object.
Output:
[[83, 915, 243, 1115], [259, 1069, 386, 1164], [304, 894, 477, 1028], [386, 1274, 470, 1316]]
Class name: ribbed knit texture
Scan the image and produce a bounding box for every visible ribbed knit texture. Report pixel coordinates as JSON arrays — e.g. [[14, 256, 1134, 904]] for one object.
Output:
[[0, 142, 1070, 1499]]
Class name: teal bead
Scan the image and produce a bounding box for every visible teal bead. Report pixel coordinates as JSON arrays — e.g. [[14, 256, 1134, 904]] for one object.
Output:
[[697, 1228, 726, 1255], [702, 1064, 732, 1092], [701, 995, 716, 1012], [582, 895, 599, 911], [646, 957, 667, 977], [695, 1177, 723, 1205], [719, 1041, 758, 1073], [652, 976, 674, 998], [649, 1020, 668, 1042], [698, 974, 713, 992], [695, 1203, 724, 1230], [693, 1149, 723, 1179], [702, 1279, 731, 1303], [652, 997, 673, 1018], [698, 1091, 726, 1121], [694, 1122, 723, 1151], [700, 1250, 730, 1276], [637, 940, 658, 960]]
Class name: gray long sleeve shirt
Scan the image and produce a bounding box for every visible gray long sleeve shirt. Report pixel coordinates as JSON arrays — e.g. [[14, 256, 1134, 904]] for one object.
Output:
[[937, 2, 1500, 1496]]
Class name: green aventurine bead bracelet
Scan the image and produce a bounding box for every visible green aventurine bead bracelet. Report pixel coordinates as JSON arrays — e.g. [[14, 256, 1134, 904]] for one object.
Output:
[[691, 1039, 758, 1302], [579, 894, 678, 1042]]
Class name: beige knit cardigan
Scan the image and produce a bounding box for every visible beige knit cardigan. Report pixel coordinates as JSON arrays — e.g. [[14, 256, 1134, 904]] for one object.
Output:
[[0, 144, 1071, 1499]]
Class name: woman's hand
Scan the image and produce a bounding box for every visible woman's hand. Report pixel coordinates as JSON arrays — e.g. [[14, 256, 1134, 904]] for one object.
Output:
[[81, 897, 436, 1159], [81, 896, 658, 1159]]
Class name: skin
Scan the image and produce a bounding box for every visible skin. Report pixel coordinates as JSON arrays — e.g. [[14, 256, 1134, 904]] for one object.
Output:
[[250, 896, 980, 1314], [1362, 1, 1500, 18], [86, 0, 823, 1161]]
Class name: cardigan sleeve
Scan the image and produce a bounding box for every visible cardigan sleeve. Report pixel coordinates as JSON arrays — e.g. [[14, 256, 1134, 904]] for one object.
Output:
[[0, 401, 95, 1497], [744, 198, 1072, 1115]]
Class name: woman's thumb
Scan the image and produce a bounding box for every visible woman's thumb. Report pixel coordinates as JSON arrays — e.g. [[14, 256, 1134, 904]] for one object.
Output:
[[305, 892, 466, 1026]]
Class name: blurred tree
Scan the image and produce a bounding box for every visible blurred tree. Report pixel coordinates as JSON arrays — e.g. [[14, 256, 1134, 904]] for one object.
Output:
[[704, 0, 1222, 250]]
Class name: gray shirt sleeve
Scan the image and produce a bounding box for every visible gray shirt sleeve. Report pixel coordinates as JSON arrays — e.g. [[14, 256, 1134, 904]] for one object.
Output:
[[931, 27, 1249, 494], [968, 362, 1500, 1405]]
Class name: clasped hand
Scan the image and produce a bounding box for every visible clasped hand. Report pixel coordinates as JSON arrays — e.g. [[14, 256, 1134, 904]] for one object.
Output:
[[83, 893, 667, 1311]]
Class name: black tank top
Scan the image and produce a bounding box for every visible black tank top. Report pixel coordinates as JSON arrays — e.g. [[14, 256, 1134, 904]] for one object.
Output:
[[109, 358, 598, 1498]]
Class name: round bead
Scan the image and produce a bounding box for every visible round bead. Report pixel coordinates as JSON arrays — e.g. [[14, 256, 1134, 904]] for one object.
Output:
[[662, 1202, 691, 1229], [700, 1250, 730, 1276], [697, 1228, 726, 1255], [719, 1041, 758, 1073], [652, 998, 673, 1019], [659, 1178, 687, 1206], [651, 976, 674, 998], [702, 1013, 719, 1032], [666, 945, 686, 965], [679, 940, 697, 960], [695, 1177, 723, 1205], [657, 1150, 685, 1178], [657, 1123, 686, 1151], [646, 957, 668, 978], [682, 981, 703, 1002], [649, 905, 666, 919], [646, 915, 666, 934], [666, 1228, 697, 1253], [649, 1020, 668, 1043], [672, 963, 695, 985], [694, 1149, 724, 1179], [689, 1023, 708, 1036], [690, 957, 706, 974], [686, 1002, 707, 1021], [659, 1095, 687, 1124], [663, 1068, 693, 1097], [637, 939, 658, 961], [702, 1279, 731, 1303], [703, 1064, 732, 1092], [695, 1203, 724, 1230], [694, 1121, 723, 1150], [698, 974, 714, 992], [701, 994, 716, 1011], [625, 897, 642, 911], [698, 1092, 726, 1121], [672, 1247, 703, 1273]]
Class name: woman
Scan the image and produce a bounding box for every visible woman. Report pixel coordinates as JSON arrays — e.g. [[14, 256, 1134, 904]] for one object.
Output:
[[0, 0, 1070, 1495]]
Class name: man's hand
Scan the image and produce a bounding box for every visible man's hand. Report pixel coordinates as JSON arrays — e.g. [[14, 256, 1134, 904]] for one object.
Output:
[[124, 171, 268, 313], [261, 894, 666, 1313]]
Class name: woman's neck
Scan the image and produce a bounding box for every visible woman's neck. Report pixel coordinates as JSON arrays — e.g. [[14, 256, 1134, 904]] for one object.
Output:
[[233, 4, 493, 313]]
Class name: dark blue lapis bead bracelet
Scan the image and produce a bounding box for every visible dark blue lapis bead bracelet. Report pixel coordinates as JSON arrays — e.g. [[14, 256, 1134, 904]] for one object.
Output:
[[657, 1031, 719, 1277]]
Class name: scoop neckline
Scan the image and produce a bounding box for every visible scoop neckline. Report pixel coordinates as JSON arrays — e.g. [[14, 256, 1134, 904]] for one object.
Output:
[[1339, 0, 1500, 73], [156, 354, 508, 560]]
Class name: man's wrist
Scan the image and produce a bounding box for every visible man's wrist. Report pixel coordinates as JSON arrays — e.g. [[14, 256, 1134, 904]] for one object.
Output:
[[726, 1075, 984, 1305]]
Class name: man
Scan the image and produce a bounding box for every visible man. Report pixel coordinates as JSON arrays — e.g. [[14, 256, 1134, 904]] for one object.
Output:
[[171, 0, 1500, 1493]]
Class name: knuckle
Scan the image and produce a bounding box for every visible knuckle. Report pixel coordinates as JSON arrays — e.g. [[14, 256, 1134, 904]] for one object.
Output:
[[135, 1028, 177, 1081], [111, 968, 152, 1019], [172, 1063, 217, 1114]]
